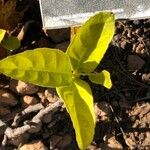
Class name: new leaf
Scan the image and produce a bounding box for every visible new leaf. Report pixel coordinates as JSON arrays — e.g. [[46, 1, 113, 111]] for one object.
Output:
[[67, 12, 115, 73], [0, 48, 72, 87], [89, 70, 112, 89], [56, 79, 95, 150]]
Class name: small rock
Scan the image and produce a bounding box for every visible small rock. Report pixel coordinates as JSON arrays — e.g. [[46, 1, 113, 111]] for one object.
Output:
[[22, 95, 38, 108], [94, 102, 110, 122], [44, 89, 58, 103], [20, 140, 47, 150], [116, 22, 124, 33], [16, 80, 39, 95], [57, 134, 72, 148], [135, 28, 141, 35], [0, 89, 17, 106], [38, 89, 46, 103], [0, 106, 11, 116], [55, 41, 70, 52], [132, 43, 137, 52], [125, 137, 137, 150], [107, 135, 123, 149], [50, 135, 62, 149], [135, 43, 144, 54], [128, 55, 145, 71], [45, 28, 70, 43], [127, 29, 132, 38], [113, 34, 122, 41], [120, 40, 127, 49], [87, 144, 97, 150], [38, 88, 59, 104], [50, 134, 72, 149]]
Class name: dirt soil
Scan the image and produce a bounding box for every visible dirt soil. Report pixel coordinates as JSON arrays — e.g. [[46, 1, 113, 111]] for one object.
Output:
[[0, 0, 150, 150]]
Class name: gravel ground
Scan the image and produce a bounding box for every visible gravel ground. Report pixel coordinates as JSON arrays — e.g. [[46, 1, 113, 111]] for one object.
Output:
[[0, 0, 150, 149]]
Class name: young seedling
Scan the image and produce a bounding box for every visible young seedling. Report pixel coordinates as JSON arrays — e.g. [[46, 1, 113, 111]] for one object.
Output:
[[0, 12, 114, 149]]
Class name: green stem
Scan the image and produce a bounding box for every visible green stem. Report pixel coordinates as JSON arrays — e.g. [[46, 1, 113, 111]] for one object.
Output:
[[72, 70, 95, 79], [77, 72, 94, 76]]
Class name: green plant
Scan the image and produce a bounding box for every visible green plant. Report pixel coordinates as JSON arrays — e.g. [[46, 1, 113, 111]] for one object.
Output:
[[0, 29, 20, 52], [0, 12, 114, 149]]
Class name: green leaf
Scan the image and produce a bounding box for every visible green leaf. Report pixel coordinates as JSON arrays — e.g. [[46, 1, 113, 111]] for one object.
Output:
[[0, 29, 6, 43], [2, 36, 20, 51], [0, 48, 72, 87], [67, 12, 115, 73], [89, 70, 112, 89], [56, 79, 95, 150]]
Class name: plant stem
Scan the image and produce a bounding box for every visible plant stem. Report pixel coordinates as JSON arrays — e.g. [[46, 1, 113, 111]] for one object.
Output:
[[77, 72, 95, 76]]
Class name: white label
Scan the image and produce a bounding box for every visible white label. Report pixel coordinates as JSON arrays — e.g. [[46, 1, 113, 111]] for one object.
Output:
[[39, 0, 150, 29]]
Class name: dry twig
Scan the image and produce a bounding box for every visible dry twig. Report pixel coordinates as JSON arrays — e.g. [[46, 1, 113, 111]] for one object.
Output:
[[2, 100, 63, 146], [12, 103, 44, 127]]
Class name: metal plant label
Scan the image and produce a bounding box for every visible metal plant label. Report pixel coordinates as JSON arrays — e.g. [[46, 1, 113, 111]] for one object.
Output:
[[39, 0, 150, 29]]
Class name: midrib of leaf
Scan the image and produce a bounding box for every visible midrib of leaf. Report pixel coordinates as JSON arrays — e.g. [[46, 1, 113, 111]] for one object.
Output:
[[0, 68, 72, 75], [72, 85, 84, 145]]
